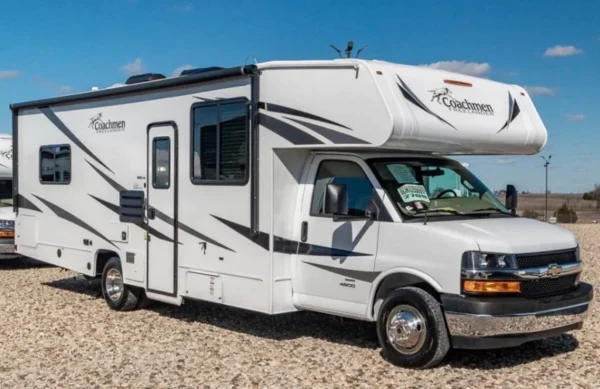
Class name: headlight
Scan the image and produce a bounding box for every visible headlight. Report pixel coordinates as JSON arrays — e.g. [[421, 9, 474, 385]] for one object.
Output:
[[0, 219, 14, 228], [462, 251, 517, 270]]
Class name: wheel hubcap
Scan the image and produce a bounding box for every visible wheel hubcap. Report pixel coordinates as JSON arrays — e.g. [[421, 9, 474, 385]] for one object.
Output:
[[105, 268, 124, 302], [386, 305, 427, 355]]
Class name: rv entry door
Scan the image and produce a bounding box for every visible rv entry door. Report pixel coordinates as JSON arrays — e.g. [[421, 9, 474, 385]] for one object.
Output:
[[146, 122, 178, 296]]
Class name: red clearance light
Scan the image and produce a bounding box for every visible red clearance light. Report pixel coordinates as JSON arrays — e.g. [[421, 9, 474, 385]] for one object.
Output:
[[520, 92, 526, 96], [444, 79, 472, 87], [376, 70, 383, 75]]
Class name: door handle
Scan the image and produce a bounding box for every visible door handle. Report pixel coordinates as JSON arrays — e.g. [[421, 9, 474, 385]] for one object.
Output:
[[301, 221, 308, 242], [148, 208, 156, 220]]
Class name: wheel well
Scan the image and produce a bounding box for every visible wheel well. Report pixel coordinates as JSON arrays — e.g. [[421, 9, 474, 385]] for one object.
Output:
[[95, 250, 120, 276], [372, 273, 440, 317]]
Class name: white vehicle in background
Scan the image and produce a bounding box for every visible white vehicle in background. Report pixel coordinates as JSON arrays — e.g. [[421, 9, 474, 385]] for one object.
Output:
[[0, 134, 15, 256], [10, 57, 593, 368]]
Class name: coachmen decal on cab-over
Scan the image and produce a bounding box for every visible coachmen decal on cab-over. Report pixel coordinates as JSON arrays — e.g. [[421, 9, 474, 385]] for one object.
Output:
[[89, 113, 126, 134], [429, 87, 494, 116]]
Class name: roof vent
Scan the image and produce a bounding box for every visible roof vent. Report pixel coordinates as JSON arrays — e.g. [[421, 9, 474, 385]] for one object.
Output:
[[125, 73, 166, 85], [180, 67, 224, 76]]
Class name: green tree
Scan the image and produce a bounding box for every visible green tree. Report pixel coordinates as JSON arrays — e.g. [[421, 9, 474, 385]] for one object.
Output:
[[554, 202, 578, 223]]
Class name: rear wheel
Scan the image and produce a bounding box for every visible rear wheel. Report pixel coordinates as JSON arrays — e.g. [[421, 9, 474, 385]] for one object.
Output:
[[376, 286, 450, 369], [101, 257, 140, 311]]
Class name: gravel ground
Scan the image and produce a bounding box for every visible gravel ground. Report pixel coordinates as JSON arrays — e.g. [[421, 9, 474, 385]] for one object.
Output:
[[1, 224, 599, 389]]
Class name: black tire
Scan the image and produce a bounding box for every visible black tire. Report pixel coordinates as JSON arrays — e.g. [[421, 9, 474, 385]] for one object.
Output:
[[376, 286, 450, 369], [101, 257, 141, 311]]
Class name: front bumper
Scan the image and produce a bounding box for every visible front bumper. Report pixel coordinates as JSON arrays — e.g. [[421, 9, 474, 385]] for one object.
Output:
[[442, 282, 593, 349]]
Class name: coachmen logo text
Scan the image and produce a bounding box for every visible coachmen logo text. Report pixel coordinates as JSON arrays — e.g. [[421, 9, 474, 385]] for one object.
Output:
[[89, 113, 126, 134], [428, 87, 494, 116]]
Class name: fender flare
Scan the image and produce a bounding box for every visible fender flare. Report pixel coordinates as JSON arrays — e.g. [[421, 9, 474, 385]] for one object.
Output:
[[366, 267, 443, 321]]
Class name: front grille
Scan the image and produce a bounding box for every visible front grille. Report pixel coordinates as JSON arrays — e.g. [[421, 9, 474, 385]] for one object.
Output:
[[521, 275, 578, 297], [516, 250, 577, 268]]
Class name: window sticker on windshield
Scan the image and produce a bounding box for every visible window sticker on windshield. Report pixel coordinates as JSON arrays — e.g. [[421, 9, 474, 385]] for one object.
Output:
[[387, 164, 418, 184], [398, 184, 430, 204]]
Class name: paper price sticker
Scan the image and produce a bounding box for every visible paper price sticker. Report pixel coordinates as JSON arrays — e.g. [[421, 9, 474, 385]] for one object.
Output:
[[398, 184, 430, 204]]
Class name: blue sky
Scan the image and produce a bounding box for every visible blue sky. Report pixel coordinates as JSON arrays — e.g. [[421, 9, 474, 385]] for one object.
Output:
[[1, 0, 598, 193]]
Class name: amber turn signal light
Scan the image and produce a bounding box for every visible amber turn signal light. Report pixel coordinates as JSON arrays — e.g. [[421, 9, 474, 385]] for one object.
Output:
[[464, 280, 520, 294]]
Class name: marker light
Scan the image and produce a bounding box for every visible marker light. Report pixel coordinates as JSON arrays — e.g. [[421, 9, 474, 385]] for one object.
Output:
[[463, 281, 521, 294]]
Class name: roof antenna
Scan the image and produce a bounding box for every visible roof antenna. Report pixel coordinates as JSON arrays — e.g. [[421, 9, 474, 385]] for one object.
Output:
[[330, 44, 343, 58], [245, 54, 258, 65], [356, 45, 368, 58]]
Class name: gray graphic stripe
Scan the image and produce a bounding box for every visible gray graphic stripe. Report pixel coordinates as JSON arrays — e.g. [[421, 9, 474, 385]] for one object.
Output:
[[396, 75, 457, 131], [259, 113, 324, 145], [32, 194, 118, 249], [17, 194, 42, 213], [153, 209, 235, 252], [89, 195, 176, 244], [304, 262, 380, 283], [497, 92, 521, 134], [85, 160, 231, 250], [285, 117, 369, 145], [40, 108, 114, 174], [85, 160, 125, 191], [258, 102, 351, 130]]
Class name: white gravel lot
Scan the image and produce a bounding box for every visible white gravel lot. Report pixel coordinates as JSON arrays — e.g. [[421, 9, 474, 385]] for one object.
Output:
[[0, 224, 599, 389]]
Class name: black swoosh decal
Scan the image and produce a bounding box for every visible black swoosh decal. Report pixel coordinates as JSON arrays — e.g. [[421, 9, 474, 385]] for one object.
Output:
[[304, 262, 380, 283], [258, 102, 351, 130], [153, 208, 235, 252], [85, 160, 125, 191], [32, 194, 118, 249], [40, 108, 114, 174], [86, 160, 232, 251], [497, 92, 521, 134], [259, 113, 324, 145], [17, 194, 42, 213], [285, 117, 369, 145], [396, 76, 457, 131], [211, 215, 370, 257], [89, 195, 177, 244]]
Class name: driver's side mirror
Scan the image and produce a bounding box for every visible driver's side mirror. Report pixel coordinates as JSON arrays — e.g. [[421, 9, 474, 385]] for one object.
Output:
[[505, 184, 518, 215], [324, 183, 348, 216]]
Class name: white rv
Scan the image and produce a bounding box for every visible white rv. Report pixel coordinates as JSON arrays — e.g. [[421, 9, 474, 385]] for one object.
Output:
[[0, 134, 16, 255], [10, 59, 592, 368]]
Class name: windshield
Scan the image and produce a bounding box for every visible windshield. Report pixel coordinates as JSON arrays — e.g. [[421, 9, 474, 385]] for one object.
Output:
[[368, 157, 510, 219]]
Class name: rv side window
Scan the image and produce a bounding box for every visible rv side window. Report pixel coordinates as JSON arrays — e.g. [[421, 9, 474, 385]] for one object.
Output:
[[310, 160, 375, 217], [191, 100, 248, 184], [40, 144, 71, 184], [152, 138, 170, 189]]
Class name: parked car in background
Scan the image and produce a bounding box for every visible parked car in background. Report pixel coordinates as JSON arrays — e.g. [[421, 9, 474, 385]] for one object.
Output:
[[0, 134, 15, 257]]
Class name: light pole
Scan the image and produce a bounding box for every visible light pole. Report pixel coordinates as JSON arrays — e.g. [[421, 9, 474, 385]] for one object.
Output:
[[541, 155, 552, 221]]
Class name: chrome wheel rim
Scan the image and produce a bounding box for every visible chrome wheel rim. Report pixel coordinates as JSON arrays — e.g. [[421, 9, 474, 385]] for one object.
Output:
[[105, 268, 124, 302], [386, 305, 427, 355]]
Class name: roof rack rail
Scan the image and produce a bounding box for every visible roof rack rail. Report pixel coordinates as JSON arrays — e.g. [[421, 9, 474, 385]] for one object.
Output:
[[180, 67, 224, 76], [125, 73, 166, 85]]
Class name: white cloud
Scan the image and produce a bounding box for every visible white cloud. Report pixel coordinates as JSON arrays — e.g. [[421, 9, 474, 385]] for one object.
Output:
[[56, 85, 73, 94], [120, 58, 144, 75], [420, 60, 491, 77], [564, 113, 586, 121], [0, 70, 21, 79], [496, 159, 516, 165], [523, 86, 555, 96], [543, 45, 584, 57], [172, 64, 194, 77]]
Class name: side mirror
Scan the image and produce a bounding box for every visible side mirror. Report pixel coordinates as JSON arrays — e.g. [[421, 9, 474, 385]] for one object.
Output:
[[324, 183, 348, 216], [505, 184, 518, 214]]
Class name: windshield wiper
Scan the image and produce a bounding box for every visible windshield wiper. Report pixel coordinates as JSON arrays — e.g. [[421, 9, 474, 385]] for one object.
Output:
[[413, 208, 465, 225], [468, 207, 513, 215]]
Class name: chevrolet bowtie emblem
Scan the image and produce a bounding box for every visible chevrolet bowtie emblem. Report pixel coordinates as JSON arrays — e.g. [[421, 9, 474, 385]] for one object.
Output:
[[547, 264, 562, 278]]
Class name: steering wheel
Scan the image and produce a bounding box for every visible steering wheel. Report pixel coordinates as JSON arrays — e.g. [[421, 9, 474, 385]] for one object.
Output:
[[434, 189, 458, 199]]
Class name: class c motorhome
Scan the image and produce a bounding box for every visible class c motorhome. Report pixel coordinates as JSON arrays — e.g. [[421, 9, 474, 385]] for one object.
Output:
[[10, 59, 593, 368]]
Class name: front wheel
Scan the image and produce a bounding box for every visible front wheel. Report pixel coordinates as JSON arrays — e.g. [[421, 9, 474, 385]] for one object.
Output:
[[376, 286, 450, 369], [101, 257, 141, 311]]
